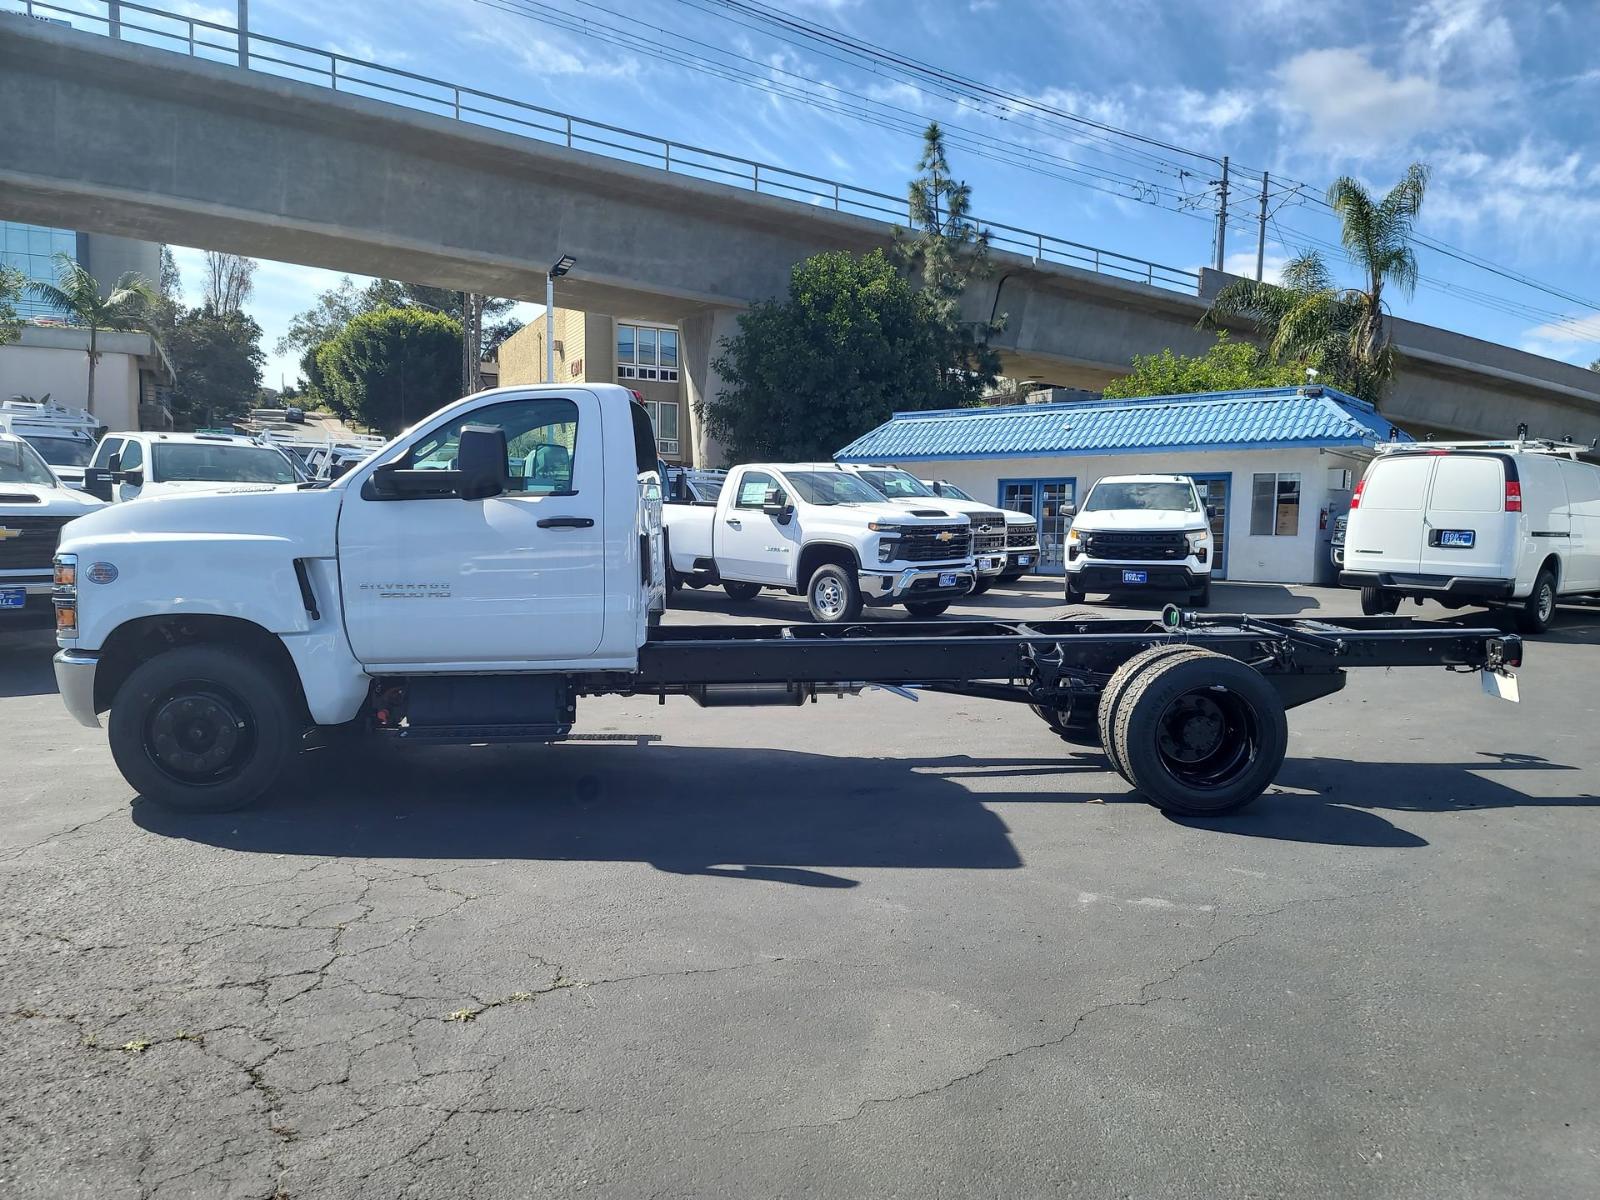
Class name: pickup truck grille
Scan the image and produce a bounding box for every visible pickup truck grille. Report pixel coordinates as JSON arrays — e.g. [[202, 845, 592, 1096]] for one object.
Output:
[[1082, 530, 1188, 561], [896, 524, 971, 562], [968, 511, 1007, 556], [0, 514, 73, 571], [1007, 522, 1037, 548]]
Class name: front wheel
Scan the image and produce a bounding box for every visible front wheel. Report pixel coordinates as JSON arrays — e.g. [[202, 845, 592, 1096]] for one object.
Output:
[[806, 563, 863, 623], [723, 580, 762, 602], [1516, 567, 1558, 634], [1189, 578, 1212, 607], [970, 577, 993, 596], [1065, 575, 1087, 604], [904, 601, 948, 618], [108, 644, 298, 812]]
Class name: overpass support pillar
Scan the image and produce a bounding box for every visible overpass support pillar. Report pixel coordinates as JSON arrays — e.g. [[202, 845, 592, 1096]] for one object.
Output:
[[680, 306, 741, 469]]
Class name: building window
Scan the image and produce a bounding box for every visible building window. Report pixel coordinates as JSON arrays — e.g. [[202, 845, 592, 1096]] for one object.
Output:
[[1, 222, 78, 320], [640, 398, 680, 457], [1250, 471, 1301, 536], [616, 322, 680, 383]]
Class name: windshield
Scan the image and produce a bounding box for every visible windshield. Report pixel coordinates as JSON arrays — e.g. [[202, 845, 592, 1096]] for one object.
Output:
[[1082, 481, 1199, 513], [784, 470, 884, 506], [26, 436, 96, 468], [933, 481, 976, 502], [152, 443, 302, 484], [0, 439, 58, 487], [858, 469, 936, 499]]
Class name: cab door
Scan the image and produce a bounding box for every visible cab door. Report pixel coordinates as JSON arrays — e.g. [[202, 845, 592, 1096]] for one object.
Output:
[[717, 468, 796, 584], [337, 392, 606, 667]]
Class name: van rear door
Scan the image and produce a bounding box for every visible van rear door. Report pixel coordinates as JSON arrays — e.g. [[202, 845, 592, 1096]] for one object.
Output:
[[1347, 454, 1433, 574], [1418, 454, 1514, 580]]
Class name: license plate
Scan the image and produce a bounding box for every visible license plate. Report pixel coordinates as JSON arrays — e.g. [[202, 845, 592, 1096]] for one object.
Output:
[[1481, 670, 1520, 703], [0, 588, 25, 609], [1121, 570, 1148, 584], [1438, 529, 1475, 548], [1017, 555, 1033, 566], [979, 556, 1003, 572], [938, 572, 958, 587]]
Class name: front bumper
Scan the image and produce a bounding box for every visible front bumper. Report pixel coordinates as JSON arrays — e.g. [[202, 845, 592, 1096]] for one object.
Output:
[[860, 566, 976, 605], [1339, 570, 1515, 599], [1068, 563, 1208, 592], [53, 649, 100, 729], [1003, 546, 1041, 573]]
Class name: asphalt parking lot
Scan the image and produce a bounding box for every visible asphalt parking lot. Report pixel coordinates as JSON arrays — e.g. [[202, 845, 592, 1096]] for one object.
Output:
[[2, 579, 1597, 1198]]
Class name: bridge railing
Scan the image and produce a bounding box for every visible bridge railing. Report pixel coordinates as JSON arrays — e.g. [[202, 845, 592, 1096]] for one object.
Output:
[[7, 0, 1201, 294]]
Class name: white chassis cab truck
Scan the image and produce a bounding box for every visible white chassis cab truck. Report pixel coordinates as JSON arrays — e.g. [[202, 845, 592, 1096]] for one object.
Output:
[[662, 462, 976, 621], [52, 384, 1523, 818]]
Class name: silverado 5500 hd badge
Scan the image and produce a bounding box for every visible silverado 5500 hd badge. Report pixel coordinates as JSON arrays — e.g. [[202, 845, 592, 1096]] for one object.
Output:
[[361, 582, 452, 599]]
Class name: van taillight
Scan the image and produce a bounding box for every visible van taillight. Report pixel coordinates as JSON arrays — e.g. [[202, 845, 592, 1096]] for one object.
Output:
[[1504, 481, 1522, 512], [1349, 479, 1367, 509]]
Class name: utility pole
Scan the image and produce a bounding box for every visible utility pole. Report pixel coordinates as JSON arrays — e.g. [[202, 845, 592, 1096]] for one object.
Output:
[[1256, 170, 1269, 282], [1212, 156, 1230, 272]]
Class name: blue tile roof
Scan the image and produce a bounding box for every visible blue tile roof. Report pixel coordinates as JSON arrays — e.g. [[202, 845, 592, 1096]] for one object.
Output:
[[835, 387, 1408, 462]]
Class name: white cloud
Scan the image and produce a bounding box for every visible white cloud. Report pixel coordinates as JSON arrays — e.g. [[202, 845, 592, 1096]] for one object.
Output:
[[1222, 250, 1290, 285], [1273, 48, 1447, 151], [1522, 312, 1600, 346], [1400, 0, 1517, 81]]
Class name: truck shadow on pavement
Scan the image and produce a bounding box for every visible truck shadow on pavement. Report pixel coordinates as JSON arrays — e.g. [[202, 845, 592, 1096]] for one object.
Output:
[[0, 626, 60, 699]]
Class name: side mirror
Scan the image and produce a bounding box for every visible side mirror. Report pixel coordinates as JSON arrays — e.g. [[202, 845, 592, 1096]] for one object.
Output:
[[761, 488, 793, 523], [120, 468, 145, 488], [456, 423, 509, 500], [83, 467, 114, 503], [1061, 503, 1076, 519]]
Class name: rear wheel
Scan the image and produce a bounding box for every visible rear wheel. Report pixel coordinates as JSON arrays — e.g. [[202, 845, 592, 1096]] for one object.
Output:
[[108, 644, 298, 812], [1516, 567, 1558, 634], [1112, 650, 1288, 817], [723, 580, 762, 602], [806, 563, 863, 624], [1360, 586, 1400, 616], [1097, 645, 1204, 780], [904, 601, 949, 618]]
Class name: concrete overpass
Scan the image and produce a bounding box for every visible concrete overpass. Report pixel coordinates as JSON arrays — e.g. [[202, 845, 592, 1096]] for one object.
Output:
[[5, 14, 1598, 457]]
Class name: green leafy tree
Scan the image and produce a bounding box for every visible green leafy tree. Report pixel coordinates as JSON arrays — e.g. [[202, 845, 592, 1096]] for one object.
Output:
[[706, 249, 986, 462], [1101, 333, 1310, 399], [896, 122, 1003, 391], [165, 306, 266, 429], [1208, 163, 1429, 403], [0, 265, 23, 346], [315, 307, 462, 435], [26, 252, 159, 416]]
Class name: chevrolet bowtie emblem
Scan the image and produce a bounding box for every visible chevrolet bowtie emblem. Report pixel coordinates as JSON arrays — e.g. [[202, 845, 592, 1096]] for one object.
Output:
[[0, 527, 21, 541], [936, 530, 953, 542]]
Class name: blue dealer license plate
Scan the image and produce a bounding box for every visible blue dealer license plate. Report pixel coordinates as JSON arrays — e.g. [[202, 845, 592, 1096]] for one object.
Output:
[[0, 588, 26, 609], [1121, 570, 1148, 584], [1438, 529, 1475, 548], [1017, 555, 1033, 565], [938, 573, 958, 587]]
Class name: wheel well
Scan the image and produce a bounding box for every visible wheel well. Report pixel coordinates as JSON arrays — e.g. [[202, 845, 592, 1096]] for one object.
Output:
[[798, 542, 860, 584], [1538, 554, 1561, 589], [94, 614, 310, 719]]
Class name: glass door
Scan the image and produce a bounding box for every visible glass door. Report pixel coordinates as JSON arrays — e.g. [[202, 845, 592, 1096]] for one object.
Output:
[[1000, 477, 1075, 575], [1187, 473, 1230, 579]]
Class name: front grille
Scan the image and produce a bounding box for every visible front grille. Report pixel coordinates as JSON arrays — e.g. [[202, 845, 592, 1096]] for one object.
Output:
[[1083, 530, 1188, 561], [1007, 522, 1037, 548], [0, 515, 73, 571], [966, 510, 1007, 556], [896, 524, 971, 562]]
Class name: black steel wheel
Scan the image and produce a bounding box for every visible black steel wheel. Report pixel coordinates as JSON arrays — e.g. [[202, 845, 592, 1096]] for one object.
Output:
[[108, 644, 297, 812], [1112, 649, 1288, 817], [1096, 645, 1205, 779]]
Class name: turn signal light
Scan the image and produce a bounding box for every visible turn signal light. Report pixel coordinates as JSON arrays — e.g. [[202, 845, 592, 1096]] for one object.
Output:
[[1504, 481, 1522, 512], [54, 560, 76, 587], [54, 602, 78, 638]]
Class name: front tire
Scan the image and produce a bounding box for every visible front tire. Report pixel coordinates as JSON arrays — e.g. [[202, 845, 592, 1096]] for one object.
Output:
[[1189, 578, 1212, 607], [971, 577, 993, 596], [723, 580, 762, 602], [1065, 575, 1087, 604], [108, 644, 298, 813], [1360, 585, 1400, 616], [903, 601, 948, 618], [1516, 567, 1558, 634], [806, 563, 863, 623]]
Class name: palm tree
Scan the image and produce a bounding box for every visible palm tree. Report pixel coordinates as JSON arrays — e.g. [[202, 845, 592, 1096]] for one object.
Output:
[[1209, 163, 1430, 402], [27, 252, 159, 418]]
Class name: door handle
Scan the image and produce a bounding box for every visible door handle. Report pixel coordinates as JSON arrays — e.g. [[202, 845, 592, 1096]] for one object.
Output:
[[726, 518, 742, 528], [537, 516, 594, 529]]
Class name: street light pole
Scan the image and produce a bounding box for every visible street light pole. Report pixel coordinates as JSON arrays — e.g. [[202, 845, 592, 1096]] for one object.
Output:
[[545, 255, 575, 383]]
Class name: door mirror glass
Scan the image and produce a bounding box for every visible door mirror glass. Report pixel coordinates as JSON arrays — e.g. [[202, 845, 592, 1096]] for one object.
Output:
[[456, 424, 509, 500]]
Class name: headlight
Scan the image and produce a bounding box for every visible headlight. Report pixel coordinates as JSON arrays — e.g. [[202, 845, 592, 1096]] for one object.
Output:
[[867, 521, 905, 533], [1066, 527, 1080, 541], [1185, 530, 1210, 552]]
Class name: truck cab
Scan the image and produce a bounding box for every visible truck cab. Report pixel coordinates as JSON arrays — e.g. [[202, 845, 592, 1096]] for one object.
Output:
[[834, 464, 1010, 593], [1063, 474, 1213, 606], [83, 430, 306, 502], [662, 462, 976, 621]]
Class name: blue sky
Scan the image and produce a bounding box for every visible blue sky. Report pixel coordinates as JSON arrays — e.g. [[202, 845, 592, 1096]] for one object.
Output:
[[148, 0, 1600, 384]]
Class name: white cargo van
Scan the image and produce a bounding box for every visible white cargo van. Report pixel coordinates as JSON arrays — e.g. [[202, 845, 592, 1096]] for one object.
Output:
[[1340, 440, 1600, 633]]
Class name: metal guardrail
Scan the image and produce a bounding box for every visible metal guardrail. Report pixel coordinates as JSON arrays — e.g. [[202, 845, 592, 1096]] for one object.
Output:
[[7, 0, 1202, 294]]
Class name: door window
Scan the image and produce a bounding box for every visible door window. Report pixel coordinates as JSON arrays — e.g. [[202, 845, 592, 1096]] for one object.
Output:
[[1360, 457, 1431, 509], [90, 438, 122, 469], [1429, 457, 1503, 512], [1250, 472, 1301, 536], [735, 471, 778, 508], [118, 440, 143, 472], [402, 398, 580, 495]]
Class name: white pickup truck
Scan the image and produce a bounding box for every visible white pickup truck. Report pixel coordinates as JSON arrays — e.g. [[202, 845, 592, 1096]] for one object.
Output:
[[50, 383, 1523, 819], [833, 464, 1011, 594], [663, 462, 976, 621]]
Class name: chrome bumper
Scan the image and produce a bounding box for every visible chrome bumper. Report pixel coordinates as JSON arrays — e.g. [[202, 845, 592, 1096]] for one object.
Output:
[[53, 649, 100, 729], [861, 567, 977, 601]]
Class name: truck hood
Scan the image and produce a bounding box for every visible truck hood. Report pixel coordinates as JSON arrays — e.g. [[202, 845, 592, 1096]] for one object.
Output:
[[136, 480, 303, 499], [1072, 508, 1205, 533], [59, 485, 343, 557], [849, 500, 967, 523], [0, 482, 106, 516]]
